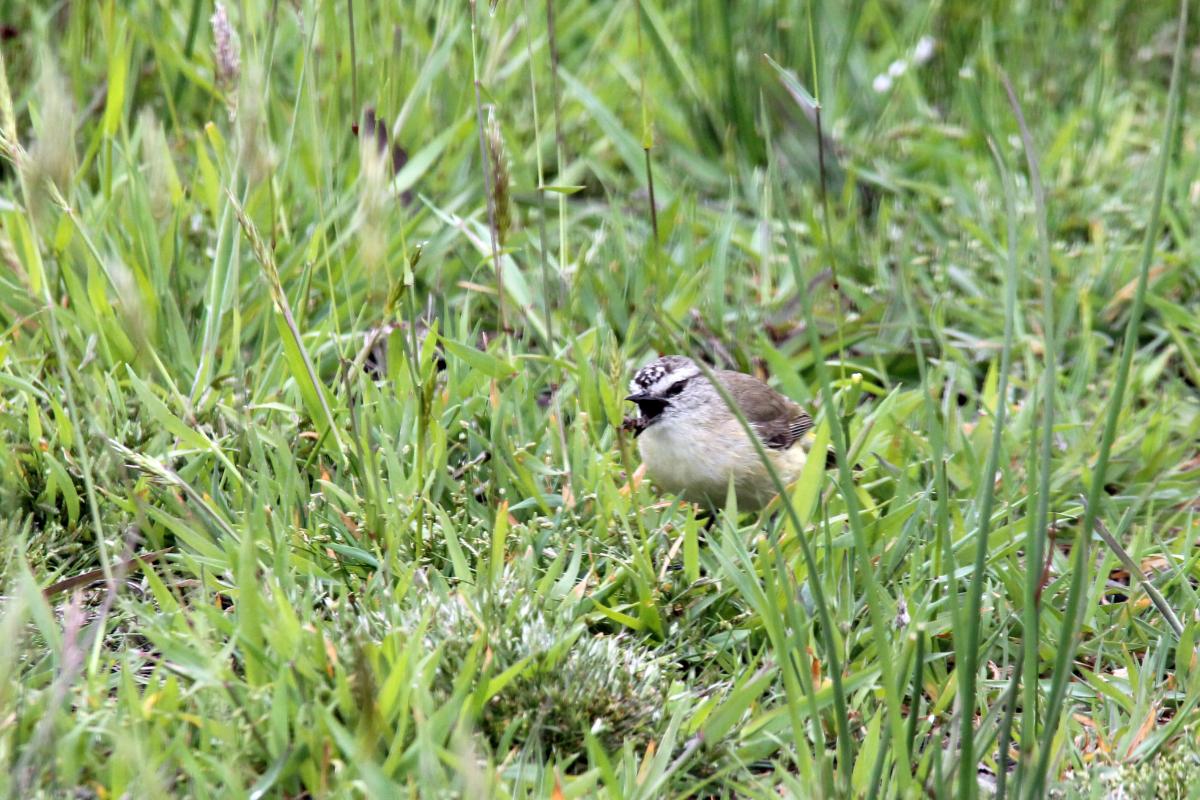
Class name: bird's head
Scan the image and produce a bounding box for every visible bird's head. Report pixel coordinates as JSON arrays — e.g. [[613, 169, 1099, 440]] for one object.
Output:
[[625, 355, 704, 431]]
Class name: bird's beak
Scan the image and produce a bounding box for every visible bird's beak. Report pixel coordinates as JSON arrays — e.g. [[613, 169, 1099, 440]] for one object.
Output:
[[625, 391, 668, 426]]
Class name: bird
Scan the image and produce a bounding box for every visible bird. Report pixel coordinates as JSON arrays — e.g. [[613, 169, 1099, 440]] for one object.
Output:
[[624, 355, 817, 511]]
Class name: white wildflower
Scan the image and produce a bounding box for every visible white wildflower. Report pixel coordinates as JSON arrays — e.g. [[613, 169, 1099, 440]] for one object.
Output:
[[913, 35, 937, 65]]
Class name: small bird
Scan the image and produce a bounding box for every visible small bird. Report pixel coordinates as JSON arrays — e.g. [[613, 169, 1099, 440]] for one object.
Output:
[[625, 355, 817, 511]]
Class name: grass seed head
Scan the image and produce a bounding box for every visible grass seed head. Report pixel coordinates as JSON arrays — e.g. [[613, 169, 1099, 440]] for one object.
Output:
[[356, 112, 391, 274], [24, 55, 76, 201], [485, 107, 512, 245], [0, 47, 16, 146], [138, 110, 181, 219], [210, 3, 241, 88], [235, 65, 276, 187], [109, 259, 148, 350]]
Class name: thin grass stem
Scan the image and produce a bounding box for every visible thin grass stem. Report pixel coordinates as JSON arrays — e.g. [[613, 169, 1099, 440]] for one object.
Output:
[[956, 128, 1021, 799], [1028, 1, 1190, 793]]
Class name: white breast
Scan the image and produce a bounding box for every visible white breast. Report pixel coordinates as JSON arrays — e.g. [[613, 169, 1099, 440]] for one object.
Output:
[[637, 415, 807, 510]]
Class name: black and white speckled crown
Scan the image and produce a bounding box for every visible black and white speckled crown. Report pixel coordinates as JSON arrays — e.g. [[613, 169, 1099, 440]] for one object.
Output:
[[630, 355, 696, 394]]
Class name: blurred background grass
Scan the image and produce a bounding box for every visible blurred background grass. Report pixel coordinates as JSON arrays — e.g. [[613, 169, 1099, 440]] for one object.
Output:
[[1, 0, 1199, 797]]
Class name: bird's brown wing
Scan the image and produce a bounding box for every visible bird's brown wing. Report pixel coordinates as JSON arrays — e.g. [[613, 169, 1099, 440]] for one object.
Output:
[[715, 371, 813, 451]]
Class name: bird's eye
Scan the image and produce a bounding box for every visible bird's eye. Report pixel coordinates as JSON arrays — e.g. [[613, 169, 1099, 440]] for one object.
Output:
[[663, 378, 688, 398]]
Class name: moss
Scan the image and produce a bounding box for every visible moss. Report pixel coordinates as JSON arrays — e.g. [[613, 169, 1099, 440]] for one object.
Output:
[[402, 572, 670, 756]]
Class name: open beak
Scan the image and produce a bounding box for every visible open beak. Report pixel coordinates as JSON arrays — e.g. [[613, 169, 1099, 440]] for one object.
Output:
[[625, 392, 668, 426]]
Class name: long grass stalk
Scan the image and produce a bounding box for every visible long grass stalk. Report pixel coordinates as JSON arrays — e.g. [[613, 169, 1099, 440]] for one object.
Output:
[[228, 191, 346, 459], [891, 166, 957, 787], [769, 55, 925, 787], [657, 313, 849, 789], [993, 68, 1060, 796], [545, 0, 568, 300], [190, 184, 239, 402], [469, 0, 506, 333], [0, 72, 112, 593], [770, 155, 912, 792], [1028, 1, 1190, 794], [635, 1, 659, 244], [982, 134, 1024, 800], [994, 645, 1023, 800], [172, 0, 205, 105], [992, 68, 1061, 797], [522, 0, 572, 504], [523, 0, 553, 350], [956, 129, 1021, 799], [1091, 504, 1184, 638], [765, 59, 913, 789], [346, 0, 358, 115]]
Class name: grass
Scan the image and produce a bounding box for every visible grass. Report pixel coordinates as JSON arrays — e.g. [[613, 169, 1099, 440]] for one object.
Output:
[[1, 0, 1199, 797]]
